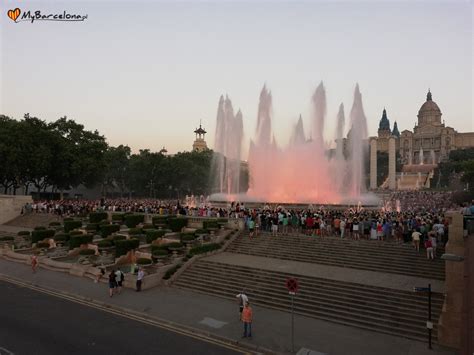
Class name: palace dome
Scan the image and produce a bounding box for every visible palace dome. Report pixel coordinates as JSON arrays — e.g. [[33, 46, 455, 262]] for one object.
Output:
[[417, 90, 442, 126]]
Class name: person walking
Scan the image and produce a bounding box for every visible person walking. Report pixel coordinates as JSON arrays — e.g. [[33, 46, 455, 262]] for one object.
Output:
[[136, 267, 145, 292], [340, 219, 346, 239], [108, 270, 116, 297], [241, 302, 253, 338], [31, 254, 38, 273], [236, 290, 249, 318], [115, 269, 124, 294], [412, 229, 421, 252], [425, 238, 434, 260]]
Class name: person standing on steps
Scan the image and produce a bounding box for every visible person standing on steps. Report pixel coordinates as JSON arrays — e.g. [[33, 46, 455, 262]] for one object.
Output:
[[236, 290, 249, 318], [31, 254, 38, 273], [115, 269, 124, 294], [136, 267, 145, 292], [241, 302, 253, 338]]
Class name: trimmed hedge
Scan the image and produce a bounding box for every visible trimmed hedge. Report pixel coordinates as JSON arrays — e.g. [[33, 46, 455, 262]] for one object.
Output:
[[0, 236, 14, 241], [168, 217, 187, 232], [89, 212, 108, 224], [100, 224, 120, 238], [111, 213, 125, 222], [97, 240, 113, 248], [17, 231, 30, 236], [152, 249, 169, 256], [128, 228, 142, 235], [49, 221, 61, 227], [86, 223, 100, 231], [142, 223, 154, 230], [31, 229, 55, 243], [115, 238, 139, 257], [124, 214, 144, 228], [112, 235, 126, 243], [194, 229, 208, 235], [163, 263, 182, 280], [69, 234, 93, 249], [69, 230, 83, 236], [189, 243, 221, 256], [164, 242, 184, 250], [79, 248, 95, 255], [53, 233, 69, 242], [34, 226, 46, 231], [145, 229, 167, 243], [202, 220, 219, 230], [151, 244, 168, 253], [63, 217, 73, 222], [137, 257, 152, 265], [64, 220, 82, 233], [152, 215, 169, 224], [180, 234, 196, 242]]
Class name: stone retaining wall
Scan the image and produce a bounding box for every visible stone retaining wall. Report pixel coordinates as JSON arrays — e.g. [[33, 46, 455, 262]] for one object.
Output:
[[0, 195, 33, 224]]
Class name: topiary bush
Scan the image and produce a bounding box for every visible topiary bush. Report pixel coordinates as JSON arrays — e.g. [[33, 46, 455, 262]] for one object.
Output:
[[64, 220, 82, 233], [203, 220, 219, 230], [164, 242, 184, 250], [142, 223, 154, 230], [86, 223, 100, 232], [97, 240, 113, 248], [189, 243, 221, 256], [31, 229, 55, 243], [124, 214, 144, 228], [63, 217, 73, 222], [180, 234, 196, 243], [17, 231, 30, 236], [49, 221, 61, 227], [89, 212, 108, 224], [100, 224, 120, 238], [128, 228, 142, 235], [111, 213, 125, 222], [168, 217, 187, 232], [152, 248, 169, 256], [53, 233, 68, 242], [115, 238, 139, 257], [69, 234, 93, 249], [152, 215, 169, 226], [112, 234, 126, 243], [137, 257, 152, 265], [69, 230, 83, 236], [34, 226, 46, 231], [145, 229, 167, 244], [79, 248, 95, 255], [194, 229, 208, 235], [0, 236, 14, 241]]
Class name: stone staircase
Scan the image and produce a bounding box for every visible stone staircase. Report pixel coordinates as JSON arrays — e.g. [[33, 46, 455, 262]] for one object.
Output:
[[226, 233, 445, 280], [175, 260, 444, 342]]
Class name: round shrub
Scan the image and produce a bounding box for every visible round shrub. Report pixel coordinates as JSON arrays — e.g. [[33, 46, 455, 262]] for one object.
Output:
[[124, 214, 145, 228], [128, 228, 142, 235], [53, 233, 68, 242], [168, 217, 187, 232], [97, 240, 113, 248], [164, 242, 184, 250], [37, 241, 50, 248], [17, 231, 30, 236], [31, 229, 55, 243], [100, 224, 120, 238], [69, 234, 93, 249], [89, 212, 108, 224], [137, 257, 152, 265], [79, 249, 95, 255], [115, 238, 139, 257], [34, 226, 46, 231], [49, 221, 61, 227], [145, 229, 167, 244], [64, 220, 82, 233]]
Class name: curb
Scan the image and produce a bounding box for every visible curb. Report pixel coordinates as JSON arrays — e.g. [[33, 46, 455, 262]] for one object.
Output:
[[0, 273, 279, 355]]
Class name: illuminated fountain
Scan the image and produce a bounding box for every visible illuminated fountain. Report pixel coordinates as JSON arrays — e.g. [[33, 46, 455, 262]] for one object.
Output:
[[210, 83, 377, 205]]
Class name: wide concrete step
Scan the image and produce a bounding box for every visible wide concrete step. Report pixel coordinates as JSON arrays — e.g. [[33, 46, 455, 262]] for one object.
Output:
[[175, 260, 443, 341], [189, 262, 444, 309]]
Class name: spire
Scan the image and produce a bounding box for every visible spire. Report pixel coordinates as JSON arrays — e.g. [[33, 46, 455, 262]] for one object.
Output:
[[427, 89, 432, 101], [378, 107, 390, 131], [392, 121, 400, 138]]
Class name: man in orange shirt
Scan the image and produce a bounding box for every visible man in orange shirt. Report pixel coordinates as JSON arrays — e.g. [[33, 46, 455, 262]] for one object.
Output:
[[241, 302, 253, 338]]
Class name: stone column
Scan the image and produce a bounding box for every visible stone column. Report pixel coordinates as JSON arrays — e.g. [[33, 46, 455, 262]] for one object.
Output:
[[438, 213, 466, 349], [369, 138, 377, 189], [388, 137, 396, 190]]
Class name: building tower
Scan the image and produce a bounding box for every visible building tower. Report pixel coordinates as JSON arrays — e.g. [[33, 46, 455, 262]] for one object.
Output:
[[192, 122, 208, 152], [377, 108, 391, 138]]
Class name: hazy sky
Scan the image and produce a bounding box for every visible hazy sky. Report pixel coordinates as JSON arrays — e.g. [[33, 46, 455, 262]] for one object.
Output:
[[1, 0, 472, 154]]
